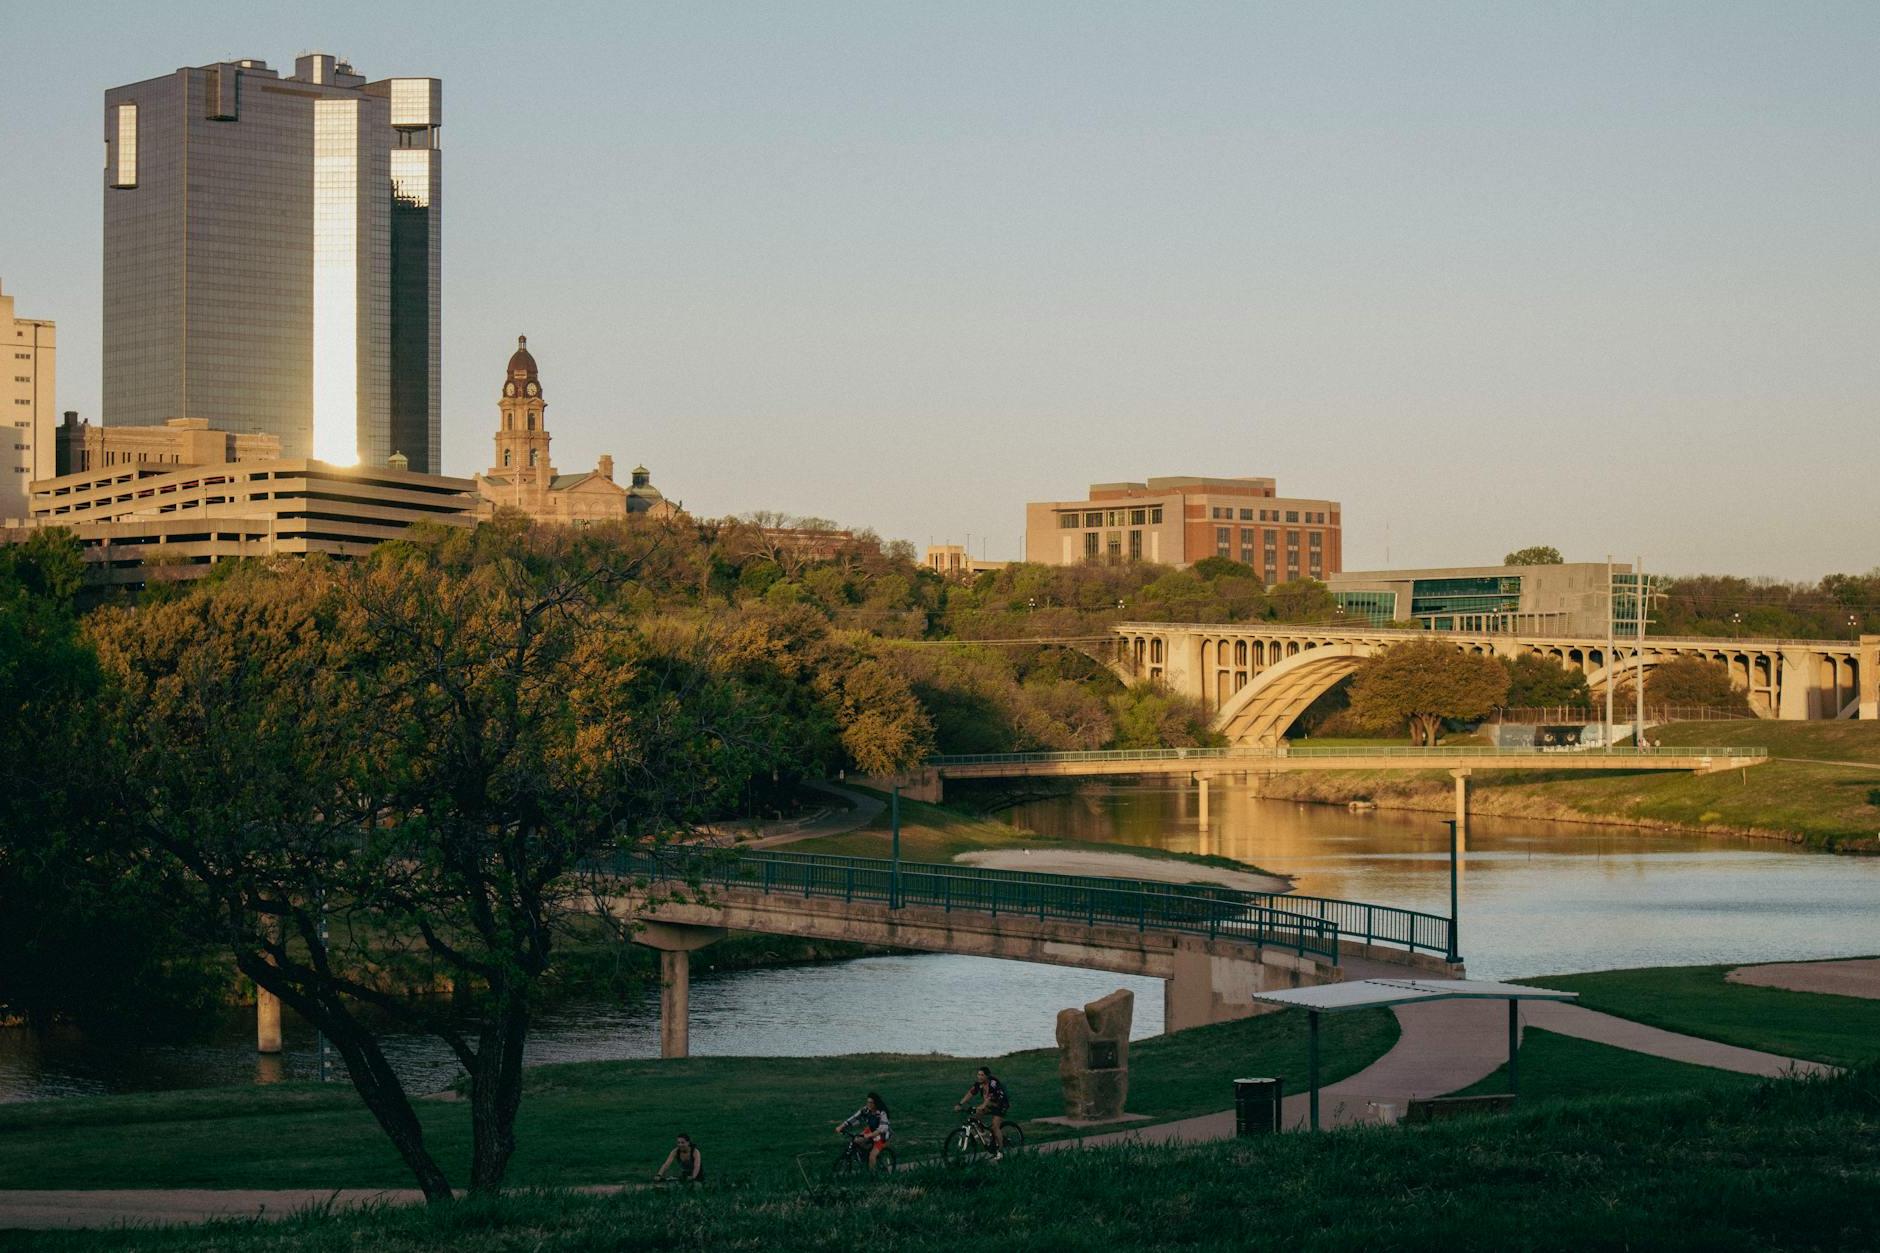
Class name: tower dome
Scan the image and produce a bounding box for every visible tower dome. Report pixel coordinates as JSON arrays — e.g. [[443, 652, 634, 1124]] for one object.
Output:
[[506, 335, 539, 384]]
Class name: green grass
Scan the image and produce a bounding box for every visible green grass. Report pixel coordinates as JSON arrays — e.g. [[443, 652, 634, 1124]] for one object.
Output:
[[9, 1067, 1877, 1251], [1528, 962, 1880, 1068], [1257, 721, 1880, 851], [1452, 1027, 1760, 1100], [791, 790, 1284, 881], [0, 1007, 1396, 1191]]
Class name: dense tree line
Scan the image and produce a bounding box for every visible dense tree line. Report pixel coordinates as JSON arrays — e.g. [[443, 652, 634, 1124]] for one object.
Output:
[[1655, 571, 1880, 641]]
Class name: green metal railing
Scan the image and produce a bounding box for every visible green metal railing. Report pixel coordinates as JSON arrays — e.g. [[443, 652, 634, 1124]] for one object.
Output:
[[604, 849, 1466, 964], [929, 745, 1766, 767]]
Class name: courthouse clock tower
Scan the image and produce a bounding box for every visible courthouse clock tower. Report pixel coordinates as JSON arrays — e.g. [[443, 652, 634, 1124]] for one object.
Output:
[[491, 335, 554, 484]]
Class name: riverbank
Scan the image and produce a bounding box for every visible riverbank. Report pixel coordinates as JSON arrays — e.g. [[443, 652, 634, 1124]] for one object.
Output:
[[0, 1007, 1397, 1191], [1250, 721, 1880, 853], [7, 1062, 1874, 1249], [789, 789, 1290, 884]]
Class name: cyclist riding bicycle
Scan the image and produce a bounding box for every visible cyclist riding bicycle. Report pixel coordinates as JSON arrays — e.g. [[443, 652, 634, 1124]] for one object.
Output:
[[956, 1066, 1011, 1158], [835, 1092, 893, 1171]]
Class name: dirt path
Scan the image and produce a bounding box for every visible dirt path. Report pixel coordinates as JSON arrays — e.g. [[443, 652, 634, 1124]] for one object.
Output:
[[1726, 957, 1880, 1000], [955, 849, 1289, 894]]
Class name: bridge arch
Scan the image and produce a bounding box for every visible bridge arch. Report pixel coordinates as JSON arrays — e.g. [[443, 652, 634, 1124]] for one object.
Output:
[[1210, 641, 1379, 747]]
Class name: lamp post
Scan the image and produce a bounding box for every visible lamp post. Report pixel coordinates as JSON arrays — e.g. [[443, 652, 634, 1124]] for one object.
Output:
[[890, 784, 902, 910], [1442, 818, 1460, 964]]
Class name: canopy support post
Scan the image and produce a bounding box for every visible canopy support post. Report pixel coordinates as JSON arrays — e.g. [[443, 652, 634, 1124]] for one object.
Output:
[[1308, 1009, 1321, 1132], [1508, 998, 1520, 1098]]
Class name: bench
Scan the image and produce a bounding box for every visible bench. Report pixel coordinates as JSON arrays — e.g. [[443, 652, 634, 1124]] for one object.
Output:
[[1404, 1094, 1516, 1124]]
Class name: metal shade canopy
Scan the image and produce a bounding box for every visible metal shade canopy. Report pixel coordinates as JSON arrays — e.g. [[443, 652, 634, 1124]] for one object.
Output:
[[1249, 979, 1579, 1130]]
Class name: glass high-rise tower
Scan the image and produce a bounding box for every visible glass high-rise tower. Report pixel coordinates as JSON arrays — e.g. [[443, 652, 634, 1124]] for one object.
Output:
[[104, 54, 441, 471]]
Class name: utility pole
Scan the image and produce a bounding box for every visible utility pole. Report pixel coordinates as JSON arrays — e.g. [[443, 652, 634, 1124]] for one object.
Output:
[[1634, 555, 1648, 745], [1604, 555, 1615, 752]]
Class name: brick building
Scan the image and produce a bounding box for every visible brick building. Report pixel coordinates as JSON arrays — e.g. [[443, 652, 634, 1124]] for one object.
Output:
[[1025, 476, 1341, 582]]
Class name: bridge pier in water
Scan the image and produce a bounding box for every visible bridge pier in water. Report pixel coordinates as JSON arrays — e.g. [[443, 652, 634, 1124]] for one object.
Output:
[[255, 988, 282, 1055], [632, 922, 726, 1058]]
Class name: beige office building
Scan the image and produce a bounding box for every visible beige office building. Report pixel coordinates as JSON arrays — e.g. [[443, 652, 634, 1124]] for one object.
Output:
[[1328, 562, 1629, 635], [1, 280, 56, 523], [13, 419, 474, 589]]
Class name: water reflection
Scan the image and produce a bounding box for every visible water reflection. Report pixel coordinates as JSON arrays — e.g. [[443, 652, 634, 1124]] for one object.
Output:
[[1004, 783, 1880, 980], [8, 783, 1875, 1101], [0, 956, 1164, 1103]]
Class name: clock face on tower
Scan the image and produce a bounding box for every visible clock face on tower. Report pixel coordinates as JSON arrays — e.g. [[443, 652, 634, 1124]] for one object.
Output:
[[526, 382, 539, 397], [504, 382, 517, 397]]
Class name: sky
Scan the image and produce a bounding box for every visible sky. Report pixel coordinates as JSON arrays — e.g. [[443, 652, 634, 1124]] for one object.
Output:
[[3, 1, 1876, 579]]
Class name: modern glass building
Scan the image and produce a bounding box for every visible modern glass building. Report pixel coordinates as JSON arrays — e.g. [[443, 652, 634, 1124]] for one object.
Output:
[[104, 54, 441, 471], [1328, 562, 1626, 635]]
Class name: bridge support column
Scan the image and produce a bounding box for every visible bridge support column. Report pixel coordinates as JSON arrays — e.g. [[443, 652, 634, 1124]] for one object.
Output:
[[632, 922, 726, 1059], [1196, 775, 1210, 825], [256, 987, 282, 1055], [1861, 636, 1879, 720], [1450, 769, 1470, 842]]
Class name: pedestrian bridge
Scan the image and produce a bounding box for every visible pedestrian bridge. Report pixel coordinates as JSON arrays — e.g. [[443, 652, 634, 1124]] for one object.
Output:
[[893, 743, 1767, 804], [600, 850, 1454, 1056], [1102, 622, 1875, 745]]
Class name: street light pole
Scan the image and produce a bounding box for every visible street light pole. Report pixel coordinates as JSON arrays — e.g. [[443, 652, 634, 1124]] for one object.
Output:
[[1442, 818, 1460, 964], [890, 784, 902, 910]]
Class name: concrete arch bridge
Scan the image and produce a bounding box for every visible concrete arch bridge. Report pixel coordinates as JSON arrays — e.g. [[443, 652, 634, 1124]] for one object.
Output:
[[1102, 622, 1876, 747], [601, 849, 1454, 1056]]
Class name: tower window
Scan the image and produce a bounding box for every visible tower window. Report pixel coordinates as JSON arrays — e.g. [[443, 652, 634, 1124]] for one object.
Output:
[[529, 449, 538, 467], [503, 449, 512, 466]]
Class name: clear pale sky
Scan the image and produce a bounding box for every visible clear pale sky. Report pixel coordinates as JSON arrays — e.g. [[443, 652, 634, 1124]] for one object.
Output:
[[4, 2, 1876, 579]]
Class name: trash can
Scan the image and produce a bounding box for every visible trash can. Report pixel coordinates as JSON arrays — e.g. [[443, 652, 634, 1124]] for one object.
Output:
[[1234, 1077, 1283, 1136]]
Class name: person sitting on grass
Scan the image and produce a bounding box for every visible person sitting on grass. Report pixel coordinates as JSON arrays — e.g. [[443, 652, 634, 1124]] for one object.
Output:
[[654, 1133, 704, 1183], [836, 1092, 893, 1170]]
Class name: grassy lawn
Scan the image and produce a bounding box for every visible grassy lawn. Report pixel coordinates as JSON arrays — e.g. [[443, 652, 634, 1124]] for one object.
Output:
[[1527, 962, 1880, 1068], [0, 1007, 1396, 1191], [790, 790, 1283, 880], [9, 1066, 1877, 1251], [1453, 1027, 1760, 1101], [1255, 721, 1880, 851]]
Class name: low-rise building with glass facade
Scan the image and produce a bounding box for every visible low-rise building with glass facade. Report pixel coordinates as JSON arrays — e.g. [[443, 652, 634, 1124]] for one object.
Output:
[[1328, 562, 1628, 634]]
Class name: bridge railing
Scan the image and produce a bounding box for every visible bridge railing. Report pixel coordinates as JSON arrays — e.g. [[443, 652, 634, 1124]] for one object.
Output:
[[604, 848, 1353, 964], [929, 745, 1768, 767]]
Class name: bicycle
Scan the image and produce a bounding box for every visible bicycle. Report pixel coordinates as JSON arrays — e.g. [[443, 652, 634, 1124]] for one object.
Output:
[[833, 1133, 897, 1176], [942, 1110, 1024, 1165]]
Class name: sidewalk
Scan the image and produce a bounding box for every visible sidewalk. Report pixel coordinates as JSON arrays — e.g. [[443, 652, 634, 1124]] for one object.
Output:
[[1046, 982, 1831, 1152]]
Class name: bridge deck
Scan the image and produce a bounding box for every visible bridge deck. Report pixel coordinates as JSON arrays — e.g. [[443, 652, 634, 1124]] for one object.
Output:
[[929, 745, 1767, 781], [606, 849, 1456, 965]]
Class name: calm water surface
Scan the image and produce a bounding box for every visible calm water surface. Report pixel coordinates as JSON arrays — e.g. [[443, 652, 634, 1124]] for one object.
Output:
[[6, 784, 1875, 1101], [1006, 784, 1880, 980]]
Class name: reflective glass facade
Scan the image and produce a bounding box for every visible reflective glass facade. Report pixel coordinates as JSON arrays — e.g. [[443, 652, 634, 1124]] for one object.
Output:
[[104, 57, 440, 470]]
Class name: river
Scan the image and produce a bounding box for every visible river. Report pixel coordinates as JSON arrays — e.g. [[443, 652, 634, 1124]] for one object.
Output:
[[5, 784, 1876, 1101]]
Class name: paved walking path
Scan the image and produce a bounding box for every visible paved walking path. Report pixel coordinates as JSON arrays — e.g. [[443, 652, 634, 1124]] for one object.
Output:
[[730, 783, 884, 848], [1727, 957, 1880, 1000], [1045, 963, 1832, 1151]]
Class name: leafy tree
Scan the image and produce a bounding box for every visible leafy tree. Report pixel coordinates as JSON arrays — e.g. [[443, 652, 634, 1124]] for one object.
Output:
[[1643, 656, 1752, 714], [0, 533, 224, 1033], [1347, 640, 1510, 745], [1501, 653, 1592, 708], [1504, 546, 1564, 565], [1108, 682, 1216, 749], [1265, 579, 1336, 623], [88, 525, 806, 1199]]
